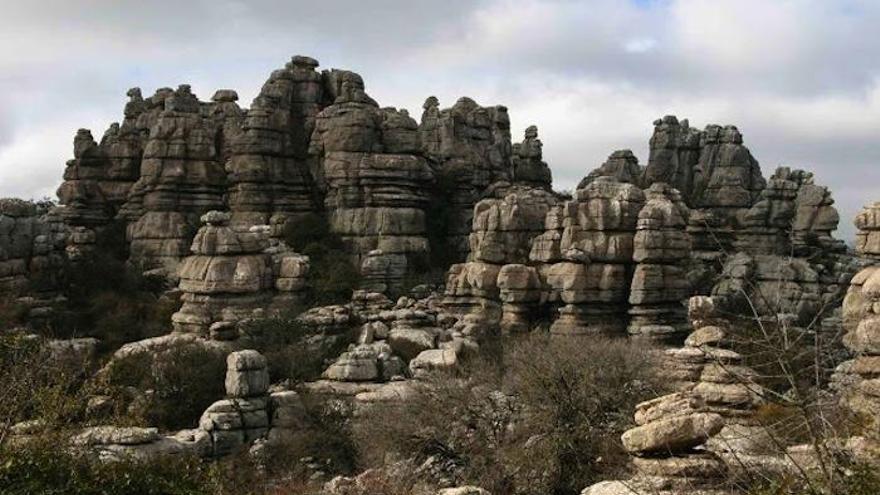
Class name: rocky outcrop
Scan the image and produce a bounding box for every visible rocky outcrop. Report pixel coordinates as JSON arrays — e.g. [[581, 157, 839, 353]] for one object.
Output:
[[628, 183, 692, 341], [511, 125, 551, 189], [319, 292, 474, 384], [836, 201, 880, 431], [582, 392, 729, 494], [444, 177, 698, 338], [121, 85, 231, 276], [0, 200, 66, 306], [310, 74, 435, 292], [737, 167, 843, 256], [199, 350, 271, 456], [226, 56, 319, 231], [544, 178, 646, 335], [663, 296, 763, 421], [712, 253, 821, 323], [419, 96, 513, 260], [444, 186, 558, 332], [855, 201, 880, 262], [171, 211, 309, 338], [577, 149, 644, 189], [642, 116, 701, 198], [683, 125, 765, 261]]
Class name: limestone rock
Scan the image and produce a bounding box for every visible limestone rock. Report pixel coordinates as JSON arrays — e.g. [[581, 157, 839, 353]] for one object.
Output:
[[225, 350, 270, 397], [511, 125, 551, 189], [621, 412, 724, 454], [855, 202, 880, 260], [578, 150, 643, 189], [410, 348, 458, 376], [419, 96, 513, 260], [172, 211, 309, 336]]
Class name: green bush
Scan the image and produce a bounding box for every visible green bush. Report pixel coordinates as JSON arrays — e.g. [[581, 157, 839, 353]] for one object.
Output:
[[240, 309, 349, 385], [0, 297, 29, 330], [48, 220, 177, 351], [0, 437, 210, 495], [354, 334, 664, 495], [0, 333, 89, 444], [104, 343, 226, 431], [283, 213, 360, 305]]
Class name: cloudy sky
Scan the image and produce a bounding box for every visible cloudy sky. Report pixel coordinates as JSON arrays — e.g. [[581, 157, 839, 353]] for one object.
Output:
[[0, 0, 877, 239]]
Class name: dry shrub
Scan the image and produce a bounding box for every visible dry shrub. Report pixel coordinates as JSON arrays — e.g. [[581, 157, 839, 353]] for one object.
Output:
[[0, 297, 29, 330], [0, 333, 90, 447], [103, 342, 227, 431], [241, 309, 352, 385], [0, 435, 210, 495], [354, 333, 665, 495], [282, 213, 361, 306]]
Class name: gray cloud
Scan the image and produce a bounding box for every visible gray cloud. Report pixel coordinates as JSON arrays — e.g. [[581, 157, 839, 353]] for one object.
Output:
[[0, 0, 877, 242]]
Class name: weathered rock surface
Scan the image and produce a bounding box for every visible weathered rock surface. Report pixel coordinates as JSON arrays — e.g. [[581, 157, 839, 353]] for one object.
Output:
[[835, 200, 880, 429], [172, 211, 309, 337], [419, 96, 513, 259]]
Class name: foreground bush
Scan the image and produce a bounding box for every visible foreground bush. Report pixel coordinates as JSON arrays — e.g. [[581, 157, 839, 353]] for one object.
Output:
[[103, 343, 227, 431], [354, 334, 664, 495], [0, 333, 89, 447], [0, 438, 209, 495]]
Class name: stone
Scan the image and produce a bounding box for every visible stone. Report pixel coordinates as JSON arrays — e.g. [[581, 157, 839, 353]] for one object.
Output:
[[225, 350, 270, 398], [437, 488, 491, 495], [621, 412, 724, 454], [322, 344, 380, 382], [631, 452, 726, 479], [578, 150, 644, 189], [409, 348, 458, 376], [628, 183, 692, 340], [511, 126, 551, 189], [388, 327, 437, 360], [172, 212, 309, 336], [580, 481, 639, 495], [685, 326, 726, 348], [855, 202, 880, 260], [73, 426, 160, 446]]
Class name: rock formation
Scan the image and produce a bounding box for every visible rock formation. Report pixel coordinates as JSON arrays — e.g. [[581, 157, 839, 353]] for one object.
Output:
[[836, 201, 880, 430], [511, 125, 551, 189], [121, 85, 231, 276], [225, 56, 319, 231], [0, 199, 66, 319], [172, 211, 309, 339], [628, 183, 692, 341], [419, 96, 513, 260], [855, 201, 880, 262], [310, 70, 434, 292], [318, 291, 474, 385], [199, 350, 271, 456]]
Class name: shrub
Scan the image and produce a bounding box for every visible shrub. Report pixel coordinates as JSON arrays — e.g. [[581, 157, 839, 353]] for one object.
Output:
[[241, 309, 349, 385], [104, 343, 227, 431], [354, 334, 664, 495], [0, 437, 210, 495], [0, 297, 29, 330], [48, 220, 177, 350], [0, 333, 88, 446], [283, 213, 360, 306]]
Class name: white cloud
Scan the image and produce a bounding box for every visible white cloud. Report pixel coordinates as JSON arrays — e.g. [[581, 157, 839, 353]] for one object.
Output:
[[624, 38, 657, 54]]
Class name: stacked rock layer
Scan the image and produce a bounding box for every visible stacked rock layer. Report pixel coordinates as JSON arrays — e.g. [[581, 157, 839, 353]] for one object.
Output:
[[172, 211, 308, 339], [836, 201, 880, 431]]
